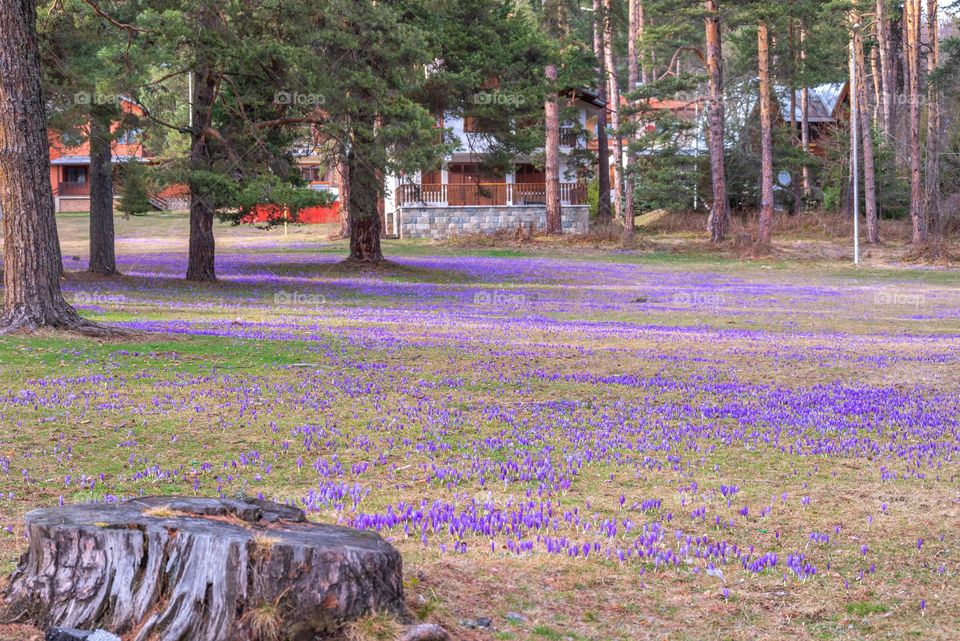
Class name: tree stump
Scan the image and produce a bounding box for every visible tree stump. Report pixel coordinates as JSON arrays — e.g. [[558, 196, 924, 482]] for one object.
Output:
[[3, 497, 408, 641]]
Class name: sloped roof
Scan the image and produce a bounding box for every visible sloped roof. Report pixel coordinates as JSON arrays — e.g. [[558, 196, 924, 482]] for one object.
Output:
[[775, 82, 847, 123], [51, 154, 150, 165]]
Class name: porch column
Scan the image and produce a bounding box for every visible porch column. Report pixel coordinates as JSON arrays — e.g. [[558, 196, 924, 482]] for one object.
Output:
[[441, 167, 448, 206], [506, 169, 515, 206]]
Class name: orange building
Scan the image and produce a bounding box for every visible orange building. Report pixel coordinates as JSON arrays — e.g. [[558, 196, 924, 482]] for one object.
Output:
[[48, 98, 153, 212]]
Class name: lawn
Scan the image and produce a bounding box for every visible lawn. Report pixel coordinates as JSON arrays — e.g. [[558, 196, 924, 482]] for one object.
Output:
[[1, 214, 958, 640]]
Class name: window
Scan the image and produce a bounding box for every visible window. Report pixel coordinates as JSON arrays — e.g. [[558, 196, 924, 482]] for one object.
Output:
[[63, 166, 87, 184], [116, 129, 140, 145]]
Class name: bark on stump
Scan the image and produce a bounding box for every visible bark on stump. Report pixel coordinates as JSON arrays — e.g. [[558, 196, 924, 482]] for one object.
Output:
[[2, 497, 407, 641]]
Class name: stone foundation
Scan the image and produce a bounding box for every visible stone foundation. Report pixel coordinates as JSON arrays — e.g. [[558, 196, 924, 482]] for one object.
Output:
[[56, 197, 92, 213], [55, 196, 190, 213], [399, 205, 589, 239]]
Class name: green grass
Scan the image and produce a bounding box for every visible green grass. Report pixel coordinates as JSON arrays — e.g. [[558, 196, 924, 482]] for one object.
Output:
[[532, 625, 565, 640], [0, 213, 958, 641], [846, 601, 890, 617]]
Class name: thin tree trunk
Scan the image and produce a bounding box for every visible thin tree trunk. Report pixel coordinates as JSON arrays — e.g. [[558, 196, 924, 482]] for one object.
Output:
[[592, 0, 612, 224], [603, 0, 624, 224], [848, 41, 858, 222], [544, 64, 562, 234], [757, 22, 774, 246], [337, 151, 351, 238], [904, 0, 926, 243], [869, 46, 882, 127], [789, 22, 802, 217], [0, 0, 88, 332], [186, 5, 220, 282], [649, 15, 658, 81], [347, 133, 384, 263], [853, 9, 879, 243], [629, 0, 639, 91], [704, 0, 729, 243], [924, 0, 941, 235], [623, 0, 639, 241], [88, 107, 118, 275], [638, 1, 648, 85], [876, 0, 895, 135], [800, 25, 811, 197]]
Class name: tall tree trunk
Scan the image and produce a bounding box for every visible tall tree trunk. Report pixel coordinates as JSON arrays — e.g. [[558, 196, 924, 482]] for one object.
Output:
[[0, 0, 87, 332], [628, 0, 639, 91], [623, 0, 639, 242], [904, 0, 926, 243], [592, 0, 612, 224], [876, 0, 895, 136], [789, 87, 802, 215], [869, 46, 882, 127], [924, 0, 941, 235], [853, 11, 879, 243], [789, 22, 802, 217], [704, 0, 729, 242], [603, 0, 624, 224], [186, 6, 220, 282], [638, 1, 648, 85], [544, 64, 562, 234], [800, 25, 811, 197], [336, 151, 351, 238], [347, 133, 384, 263], [757, 22, 774, 245], [88, 107, 118, 275]]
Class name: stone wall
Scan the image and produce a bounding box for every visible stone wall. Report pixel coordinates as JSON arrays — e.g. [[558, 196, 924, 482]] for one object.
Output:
[[55, 196, 190, 213], [399, 205, 589, 239]]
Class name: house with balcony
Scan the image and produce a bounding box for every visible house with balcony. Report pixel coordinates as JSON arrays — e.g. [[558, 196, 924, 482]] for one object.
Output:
[[386, 89, 604, 239], [48, 98, 156, 213]]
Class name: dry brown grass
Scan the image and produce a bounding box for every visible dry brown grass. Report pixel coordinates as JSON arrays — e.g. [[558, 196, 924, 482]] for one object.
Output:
[[245, 600, 283, 641], [248, 533, 281, 563], [637, 209, 916, 245], [342, 611, 403, 641], [901, 238, 960, 265]]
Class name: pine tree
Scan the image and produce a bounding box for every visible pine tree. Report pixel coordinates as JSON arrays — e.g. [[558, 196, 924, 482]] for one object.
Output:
[[39, 0, 139, 276], [0, 0, 101, 333], [704, 0, 729, 242]]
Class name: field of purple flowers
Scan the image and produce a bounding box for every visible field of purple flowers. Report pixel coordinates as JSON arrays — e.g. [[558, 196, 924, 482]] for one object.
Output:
[[1, 218, 959, 640]]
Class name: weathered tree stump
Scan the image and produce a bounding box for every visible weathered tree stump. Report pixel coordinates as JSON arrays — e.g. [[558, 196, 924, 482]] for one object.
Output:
[[3, 497, 408, 641]]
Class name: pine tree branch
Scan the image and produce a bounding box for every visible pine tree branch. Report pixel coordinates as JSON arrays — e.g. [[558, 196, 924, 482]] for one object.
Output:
[[80, 0, 151, 34]]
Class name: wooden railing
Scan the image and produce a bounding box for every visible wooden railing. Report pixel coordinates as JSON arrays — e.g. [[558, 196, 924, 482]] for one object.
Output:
[[397, 182, 587, 207], [559, 126, 579, 147]]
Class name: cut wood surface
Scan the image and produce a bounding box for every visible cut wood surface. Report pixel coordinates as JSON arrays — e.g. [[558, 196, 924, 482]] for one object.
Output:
[[3, 497, 407, 641]]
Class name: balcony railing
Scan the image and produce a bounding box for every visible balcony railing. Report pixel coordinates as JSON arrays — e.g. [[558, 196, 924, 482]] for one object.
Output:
[[397, 182, 586, 207], [57, 182, 90, 197], [559, 126, 579, 147]]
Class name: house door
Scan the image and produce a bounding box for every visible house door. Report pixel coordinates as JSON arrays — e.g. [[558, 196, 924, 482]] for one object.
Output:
[[514, 163, 545, 205]]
